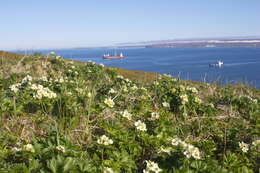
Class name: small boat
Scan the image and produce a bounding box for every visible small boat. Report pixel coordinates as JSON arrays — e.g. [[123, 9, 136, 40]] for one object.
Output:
[[209, 60, 224, 67], [102, 52, 124, 59]]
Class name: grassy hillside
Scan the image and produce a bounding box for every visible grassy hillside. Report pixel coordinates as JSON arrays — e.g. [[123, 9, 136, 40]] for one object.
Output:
[[0, 51, 259, 172]]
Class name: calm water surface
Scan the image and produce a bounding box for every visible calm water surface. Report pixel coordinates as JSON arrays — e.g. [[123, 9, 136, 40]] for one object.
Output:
[[16, 48, 260, 88]]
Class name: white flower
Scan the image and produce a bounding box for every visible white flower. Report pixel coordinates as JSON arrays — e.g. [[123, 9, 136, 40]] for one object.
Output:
[[150, 112, 160, 120], [66, 92, 72, 96], [40, 76, 48, 82], [117, 75, 124, 79], [162, 102, 170, 108], [21, 75, 32, 84], [171, 138, 182, 146], [153, 81, 159, 86], [209, 103, 214, 108], [97, 135, 113, 146], [180, 94, 188, 104], [187, 87, 198, 94], [103, 167, 114, 173], [170, 138, 201, 160], [183, 144, 201, 160], [131, 85, 138, 91], [55, 77, 64, 83], [108, 88, 116, 94], [87, 92, 92, 98], [141, 87, 147, 92], [56, 145, 65, 153], [120, 110, 132, 120], [31, 84, 57, 99], [30, 84, 41, 90], [125, 78, 131, 83], [122, 86, 128, 92], [194, 97, 202, 104], [143, 160, 162, 173], [171, 88, 176, 93], [9, 83, 21, 93], [158, 147, 171, 154], [179, 141, 189, 148], [100, 63, 105, 67], [239, 142, 249, 153], [11, 147, 21, 152], [134, 120, 147, 132], [252, 139, 260, 146], [179, 85, 186, 92], [75, 88, 84, 93], [23, 144, 35, 153], [104, 97, 115, 108]]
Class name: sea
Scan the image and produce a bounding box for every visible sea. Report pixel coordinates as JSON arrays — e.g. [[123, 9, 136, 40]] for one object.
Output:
[[15, 48, 260, 88]]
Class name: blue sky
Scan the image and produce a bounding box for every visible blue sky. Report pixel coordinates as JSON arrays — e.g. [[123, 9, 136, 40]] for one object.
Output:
[[1, 0, 260, 50]]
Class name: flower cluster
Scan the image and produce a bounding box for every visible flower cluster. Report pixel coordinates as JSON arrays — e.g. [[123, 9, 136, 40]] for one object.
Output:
[[149, 112, 160, 121], [120, 110, 132, 120], [30, 84, 57, 99], [252, 139, 260, 146], [103, 167, 114, 173], [39, 76, 48, 82], [11, 147, 21, 152], [171, 138, 182, 146], [21, 75, 32, 84], [23, 144, 35, 153], [186, 87, 198, 94], [9, 83, 21, 93], [171, 138, 201, 159], [143, 160, 162, 173], [239, 141, 249, 153], [183, 144, 201, 160], [134, 120, 147, 131], [180, 94, 189, 104], [54, 77, 65, 83], [162, 102, 170, 108], [104, 97, 115, 108], [194, 97, 202, 104], [117, 75, 124, 79], [241, 95, 258, 103], [130, 85, 138, 91], [56, 145, 66, 153], [97, 135, 113, 146], [108, 88, 116, 94]]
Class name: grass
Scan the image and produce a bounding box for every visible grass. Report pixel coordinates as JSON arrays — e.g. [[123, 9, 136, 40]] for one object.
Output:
[[0, 51, 259, 172]]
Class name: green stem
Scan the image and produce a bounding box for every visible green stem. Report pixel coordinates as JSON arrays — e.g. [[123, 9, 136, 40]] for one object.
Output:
[[101, 148, 104, 161], [13, 96, 16, 116]]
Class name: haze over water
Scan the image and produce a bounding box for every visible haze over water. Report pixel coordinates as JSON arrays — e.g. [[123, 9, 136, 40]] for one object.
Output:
[[17, 48, 260, 88]]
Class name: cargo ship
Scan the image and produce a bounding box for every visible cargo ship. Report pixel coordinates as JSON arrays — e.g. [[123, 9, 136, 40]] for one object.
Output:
[[102, 52, 124, 59]]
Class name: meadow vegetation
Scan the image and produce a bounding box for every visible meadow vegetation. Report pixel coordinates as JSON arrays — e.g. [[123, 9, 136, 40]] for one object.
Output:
[[0, 51, 259, 173]]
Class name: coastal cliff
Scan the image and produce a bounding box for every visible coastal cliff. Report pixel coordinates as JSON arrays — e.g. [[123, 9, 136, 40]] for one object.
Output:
[[0, 51, 259, 172]]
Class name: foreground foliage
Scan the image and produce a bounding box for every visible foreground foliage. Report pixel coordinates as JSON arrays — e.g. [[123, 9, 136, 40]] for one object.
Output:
[[0, 52, 259, 172]]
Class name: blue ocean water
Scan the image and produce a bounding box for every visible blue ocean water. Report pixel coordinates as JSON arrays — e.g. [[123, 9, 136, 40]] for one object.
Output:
[[16, 48, 260, 88]]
